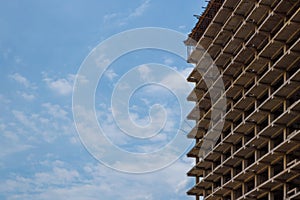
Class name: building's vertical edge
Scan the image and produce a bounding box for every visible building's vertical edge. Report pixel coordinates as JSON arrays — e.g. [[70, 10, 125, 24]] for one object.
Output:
[[186, 0, 300, 199]]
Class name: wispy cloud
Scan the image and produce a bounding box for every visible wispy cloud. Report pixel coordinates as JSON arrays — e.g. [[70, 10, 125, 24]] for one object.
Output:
[[42, 103, 68, 120], [178, 25, 186, 30], [0, 122, 33, 158], [0, 158, 193, 200], [0, 94, 10, 104], [102, 0, 151, 25], [17, 91, 35, 101], [9, 73, 31, 88], [9, 73, 38, 101], [129, 0, 150, 18], [0, 141, 33, 158], [103, 13, 118, 22], [12, 110, 38, 132], [11, 103, 74, 143]]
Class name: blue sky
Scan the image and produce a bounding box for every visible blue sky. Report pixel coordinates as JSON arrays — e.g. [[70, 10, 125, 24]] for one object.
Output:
[[0, 1, 206, 199]]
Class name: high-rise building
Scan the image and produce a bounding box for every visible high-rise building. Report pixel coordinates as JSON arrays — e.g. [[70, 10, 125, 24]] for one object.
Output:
[[185, 0, 300, 199]]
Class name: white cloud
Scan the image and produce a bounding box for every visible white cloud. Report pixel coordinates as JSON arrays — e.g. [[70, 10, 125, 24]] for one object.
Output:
[[0, 159, 194, 200], [129, 0, 150, 18], [97, 102, 172, 148], [0, 123, 33, 158], [94, 54, 111, 70], [44, 74, 75, 96], [0, 142, 32, 158], [9, 73, 32, 88], [159, 67, 194, 93], [11, 103, 75, 143], [35, 167, 79, 185], [12, 110, 38, 132], [69, 136, 80, 145], [17, 91, 35, 101], [104, 69, 118, 81], [103, 13, 118, 22], [179, 67, 194, 78], [175, 179, 189, 194], [42, 103, 68, 119], [138, 64, 151, 80], [178, 25, 186, 30], [75, 74, 89, 85], [163, 58, 174, 65], [104, 0, 151, 26]]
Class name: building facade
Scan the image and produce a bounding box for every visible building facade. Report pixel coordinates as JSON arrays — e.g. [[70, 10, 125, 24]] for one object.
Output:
[[185, 0, 300, 199]]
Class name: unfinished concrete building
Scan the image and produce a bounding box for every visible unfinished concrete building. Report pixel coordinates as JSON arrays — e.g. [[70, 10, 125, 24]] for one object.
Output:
[[185, 0, 300, 199]]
